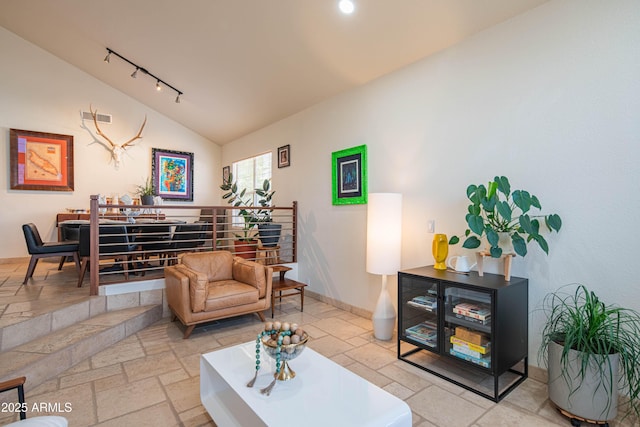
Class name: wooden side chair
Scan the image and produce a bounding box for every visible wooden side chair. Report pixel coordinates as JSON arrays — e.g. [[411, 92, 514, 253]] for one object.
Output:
[[21, 223, 80, 285]]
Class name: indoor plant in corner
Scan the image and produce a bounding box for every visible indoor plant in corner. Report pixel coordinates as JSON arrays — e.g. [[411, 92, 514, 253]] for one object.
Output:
[[449, 175, 562, 258], [220, 173, 258, 259], [540, 285, 640, 423], [135, 177, 155, 205], [254, 179, 281, 247]]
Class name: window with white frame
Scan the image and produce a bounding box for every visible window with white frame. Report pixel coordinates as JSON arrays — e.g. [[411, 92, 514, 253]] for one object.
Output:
[[230, 152, 272, 227]]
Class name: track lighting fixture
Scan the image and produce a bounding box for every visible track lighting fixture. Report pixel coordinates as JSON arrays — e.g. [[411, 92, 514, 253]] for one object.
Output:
[[103, 48, 183, 104]]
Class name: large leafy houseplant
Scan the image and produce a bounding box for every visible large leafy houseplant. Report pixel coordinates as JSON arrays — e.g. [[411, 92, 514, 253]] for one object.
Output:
[[254, 179, 282, 247], [220, 172, 258, 242], [539, 285, 640, 421], [449, 176, 562, 257]]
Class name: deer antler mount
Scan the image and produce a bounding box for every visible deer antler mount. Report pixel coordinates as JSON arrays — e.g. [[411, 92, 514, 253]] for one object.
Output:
[[89, 105, 146, 168]]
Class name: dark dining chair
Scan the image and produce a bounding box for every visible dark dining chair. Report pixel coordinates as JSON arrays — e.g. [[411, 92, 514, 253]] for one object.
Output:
[[165, 223, 205, 265], [77, 224, 136, 287], [22, 223, 80, 285]]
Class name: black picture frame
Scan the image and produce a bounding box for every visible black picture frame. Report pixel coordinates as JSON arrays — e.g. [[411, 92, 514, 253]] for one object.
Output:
[[278, 144, 290, 168], [152, 148, 194, 201]]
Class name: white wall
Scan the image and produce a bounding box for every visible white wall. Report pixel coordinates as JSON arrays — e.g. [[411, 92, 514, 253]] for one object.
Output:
[[222, 0, 640, 366], [0, 27, 221, 259]]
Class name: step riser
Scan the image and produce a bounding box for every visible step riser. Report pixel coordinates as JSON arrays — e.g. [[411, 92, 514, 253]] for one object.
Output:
[[0, 298, 107, 352], [0, 305, 162, 393]]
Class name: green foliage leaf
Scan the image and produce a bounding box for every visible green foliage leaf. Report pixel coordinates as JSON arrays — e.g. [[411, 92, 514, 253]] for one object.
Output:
[[462, 236, 481, 249], [481, 194, 496, 212], [513, 190, 532, 213], [487, 180, 498, 199], [531, 194, 541, 209], [495, 176, 510, 197], [519, 214, 534, 235], [512, 233, 527, 256], [534, 234, 549, 254], [467, 215, 485, 235], [489, 246, 503, 258], [546, 214, 562, 232], [468, 204, 480, 215], [486, 228, 498, 247], [496, 201, 512, 222], [449, 236, 459, 245]]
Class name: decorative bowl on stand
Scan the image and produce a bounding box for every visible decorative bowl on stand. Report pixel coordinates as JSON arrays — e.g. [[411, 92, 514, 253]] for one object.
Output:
[[262, 333, 309, 381]]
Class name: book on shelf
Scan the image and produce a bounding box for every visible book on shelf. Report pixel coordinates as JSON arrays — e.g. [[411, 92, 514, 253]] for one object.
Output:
[[407, 300, 436, 310], [453, 313, 491, 325], [406, 322, 437, 340], [452, 303, 490, 320], [452, 308, 490, 321], [451, 343, 488, 359], [449, 348, 491, 368], [407, 334, 437, 347], [410, 295, 437, 306], [450, 336, 491, 354]]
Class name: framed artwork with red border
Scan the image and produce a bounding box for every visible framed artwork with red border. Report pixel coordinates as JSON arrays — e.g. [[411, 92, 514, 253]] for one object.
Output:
[[10, 129, 74, 191]]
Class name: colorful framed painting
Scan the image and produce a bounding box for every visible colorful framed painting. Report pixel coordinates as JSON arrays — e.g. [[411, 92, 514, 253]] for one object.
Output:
[[278, 144, 290, 168], [10, 129, 74, 191], [332, 144, 367, 205], [152, 148, 194, 201]]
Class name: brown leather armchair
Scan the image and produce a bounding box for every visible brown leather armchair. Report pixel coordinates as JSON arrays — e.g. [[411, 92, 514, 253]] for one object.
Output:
[[164, 251, 272, 338]]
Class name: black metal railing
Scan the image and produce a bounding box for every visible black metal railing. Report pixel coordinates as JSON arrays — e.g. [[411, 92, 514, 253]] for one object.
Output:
[[76, 195, 298, 295]]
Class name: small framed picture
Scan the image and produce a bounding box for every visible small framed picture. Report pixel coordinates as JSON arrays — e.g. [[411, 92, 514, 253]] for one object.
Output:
[[332, 144, 367, 205], [277, 144, 290, 168], [222, 165, 230, 183]]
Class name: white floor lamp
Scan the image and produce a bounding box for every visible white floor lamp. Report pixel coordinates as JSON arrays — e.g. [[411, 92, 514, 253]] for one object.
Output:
[[366, 193, 402, 341]]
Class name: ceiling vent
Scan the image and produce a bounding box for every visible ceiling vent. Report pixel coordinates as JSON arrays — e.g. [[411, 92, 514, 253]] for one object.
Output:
[[82, 111, 112, 124]]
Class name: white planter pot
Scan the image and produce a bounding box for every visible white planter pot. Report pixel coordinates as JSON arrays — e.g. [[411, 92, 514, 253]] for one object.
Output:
[[548, 340, 619, 422]]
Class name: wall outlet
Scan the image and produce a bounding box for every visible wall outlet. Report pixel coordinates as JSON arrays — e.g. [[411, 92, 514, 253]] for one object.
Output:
[[427, 220, 435, 233]]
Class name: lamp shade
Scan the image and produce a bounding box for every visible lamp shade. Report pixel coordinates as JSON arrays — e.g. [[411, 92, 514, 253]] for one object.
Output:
[[366, 193, 402, 275]]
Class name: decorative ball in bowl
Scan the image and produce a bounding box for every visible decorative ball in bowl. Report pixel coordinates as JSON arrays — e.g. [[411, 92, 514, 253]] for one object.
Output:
[[260, 321, 309, 381]]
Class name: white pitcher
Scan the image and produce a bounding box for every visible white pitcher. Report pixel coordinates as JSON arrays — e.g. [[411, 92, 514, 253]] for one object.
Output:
[[447, 255, 477, 273]]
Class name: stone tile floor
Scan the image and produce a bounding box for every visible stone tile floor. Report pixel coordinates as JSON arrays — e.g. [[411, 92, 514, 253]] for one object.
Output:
[[1, 259, 637, 426]]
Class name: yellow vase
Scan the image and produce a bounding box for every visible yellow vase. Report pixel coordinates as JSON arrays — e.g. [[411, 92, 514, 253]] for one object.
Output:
[[432, 234, 448, 270]]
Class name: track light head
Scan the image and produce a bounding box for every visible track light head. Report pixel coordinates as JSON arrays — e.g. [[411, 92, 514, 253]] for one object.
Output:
[[156, 80, 162, 91], [131, 68, 138, 79], [104, 51, 111, 63], [175, 93, 181, 104]]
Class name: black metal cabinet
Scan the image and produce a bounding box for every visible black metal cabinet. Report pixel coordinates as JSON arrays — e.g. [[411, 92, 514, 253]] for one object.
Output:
[[398, 266, 528, 401]]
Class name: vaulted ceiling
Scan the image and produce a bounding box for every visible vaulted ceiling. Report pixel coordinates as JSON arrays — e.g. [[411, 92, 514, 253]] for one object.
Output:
[[0, 0, 548, 144]]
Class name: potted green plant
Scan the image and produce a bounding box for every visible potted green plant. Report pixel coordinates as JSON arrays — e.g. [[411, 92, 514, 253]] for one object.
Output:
[[539, 285, 640, 423], [135, 177, 155, 205], [254, 179, 281, 247], [220, 173, 258, 259], [449, 176, 562, 257]]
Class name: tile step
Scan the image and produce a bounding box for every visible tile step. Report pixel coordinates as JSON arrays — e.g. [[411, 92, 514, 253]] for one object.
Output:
[[0, 305, 162, 391], [0, 296, 106, 352]]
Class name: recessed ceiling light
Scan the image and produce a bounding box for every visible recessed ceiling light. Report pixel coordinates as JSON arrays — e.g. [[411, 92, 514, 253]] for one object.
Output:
[[338, 0, 355, 15]]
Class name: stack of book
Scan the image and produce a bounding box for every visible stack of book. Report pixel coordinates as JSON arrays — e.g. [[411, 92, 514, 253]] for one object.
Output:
[[407, 295, 437, 311], [452, 302, 491, 325], [449, 335, 491, 368], [405, 322, 437, 347]]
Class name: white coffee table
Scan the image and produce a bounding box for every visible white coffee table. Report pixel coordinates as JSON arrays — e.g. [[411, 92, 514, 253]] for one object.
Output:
[[201, 341, 412, 427]]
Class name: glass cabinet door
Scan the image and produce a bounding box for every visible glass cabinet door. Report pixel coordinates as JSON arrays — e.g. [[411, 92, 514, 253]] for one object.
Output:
[[399, 276, 439, 351], [443, 285, 492, 369]]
